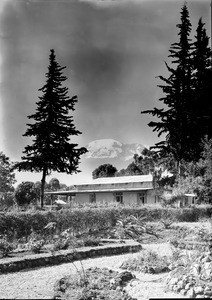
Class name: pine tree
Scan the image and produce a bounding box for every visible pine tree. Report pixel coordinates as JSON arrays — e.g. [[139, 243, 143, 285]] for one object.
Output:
[[141, 4, 195, 165], [15, 49, 87, 207], [192, 18, 212, 140]]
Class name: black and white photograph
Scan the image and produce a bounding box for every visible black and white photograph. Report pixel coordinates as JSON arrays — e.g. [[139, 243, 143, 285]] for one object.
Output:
[[0, 0, 212, 299]]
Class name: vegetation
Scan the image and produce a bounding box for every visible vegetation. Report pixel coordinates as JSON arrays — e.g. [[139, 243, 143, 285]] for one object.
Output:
[[53, 267, 135, 300], [13, 49, 87, 207], [0, 206, 211, 240], [92, 164, 118, 179], [121, 250, 170, 274], [141, 4, 212, 165], [0, 152, 16, 209], [0, 237, 14, 258], [15, 181, 38, 206], [116, 148, 159, 176]]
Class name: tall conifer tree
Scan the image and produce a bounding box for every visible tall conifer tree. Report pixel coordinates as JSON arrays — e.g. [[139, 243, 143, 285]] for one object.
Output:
[[15, 49, 87, 207], [141, 4, 195, 165], [192, 18, 212, 140]]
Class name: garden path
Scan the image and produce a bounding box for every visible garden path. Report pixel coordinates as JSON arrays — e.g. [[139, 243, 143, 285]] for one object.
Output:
[[0, 243, 184, 299]]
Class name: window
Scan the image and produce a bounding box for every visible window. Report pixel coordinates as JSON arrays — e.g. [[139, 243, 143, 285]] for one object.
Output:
[[114, 192, 123, 204], [137, 192, 147, 205], [155, 195, 159, 203], [89, 193, 96, 203]]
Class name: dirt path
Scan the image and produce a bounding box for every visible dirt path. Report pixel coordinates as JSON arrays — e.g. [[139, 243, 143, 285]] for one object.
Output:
[[0, 244, 184, 299]]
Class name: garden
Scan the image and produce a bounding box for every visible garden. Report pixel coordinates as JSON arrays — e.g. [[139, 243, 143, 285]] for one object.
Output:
[[1, 204, 212, 299]]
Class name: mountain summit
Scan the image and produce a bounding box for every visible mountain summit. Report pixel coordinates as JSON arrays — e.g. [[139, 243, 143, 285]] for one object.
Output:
[[85, 139, 145, 161]]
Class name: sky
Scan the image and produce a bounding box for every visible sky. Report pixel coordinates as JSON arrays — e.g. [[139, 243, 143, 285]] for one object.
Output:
[[0, 0, 211, 186]]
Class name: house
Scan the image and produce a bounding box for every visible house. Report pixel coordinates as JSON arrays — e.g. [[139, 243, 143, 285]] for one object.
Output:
[[178, 193, 197, 207], [45, 174, 160, 206]]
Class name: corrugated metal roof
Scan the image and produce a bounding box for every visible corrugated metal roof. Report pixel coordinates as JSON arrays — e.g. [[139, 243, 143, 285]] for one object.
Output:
[[45, 187, 153, 195], [76, 174, 153, 185]]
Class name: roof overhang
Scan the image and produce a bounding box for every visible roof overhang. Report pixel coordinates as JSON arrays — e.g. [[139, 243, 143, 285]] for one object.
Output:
[[184, 193, 196, 197], [45, 187, 153, 195]]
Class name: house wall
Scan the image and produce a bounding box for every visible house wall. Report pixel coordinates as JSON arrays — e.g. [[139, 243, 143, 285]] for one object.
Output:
[[96, 192, 114, 204], [147, 190, 157, 205], [74, 189, 156, 206], [123, 192, 137, 205], [75, 193, 89, 204]]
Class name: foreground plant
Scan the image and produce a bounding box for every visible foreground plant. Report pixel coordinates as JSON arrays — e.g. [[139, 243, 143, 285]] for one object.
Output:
[[121, 249, 170, 274], [0, 236, 14, 258], [53, 267, 136, 300], [115, 214, 159, 242]]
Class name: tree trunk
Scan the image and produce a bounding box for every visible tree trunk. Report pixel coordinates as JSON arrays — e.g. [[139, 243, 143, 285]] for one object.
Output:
[[40, 167, 47, 208]]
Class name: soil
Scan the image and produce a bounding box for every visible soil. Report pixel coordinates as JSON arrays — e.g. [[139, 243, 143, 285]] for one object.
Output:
[[0, 244, 181, 299], [0, 221, 210, 299]]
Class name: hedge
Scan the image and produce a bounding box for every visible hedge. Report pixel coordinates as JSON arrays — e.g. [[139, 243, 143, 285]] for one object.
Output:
[[0, 206, 211, 239]]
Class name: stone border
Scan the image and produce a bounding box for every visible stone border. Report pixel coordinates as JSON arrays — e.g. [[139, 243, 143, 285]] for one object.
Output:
[[0, 241, 142, 274]]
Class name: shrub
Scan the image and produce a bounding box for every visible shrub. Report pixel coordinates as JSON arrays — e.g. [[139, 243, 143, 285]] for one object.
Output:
[[14, 181, 38, 206], [53, 267, 135, 300], [115, 214, 158, 242], [121, 250, 170, 274], [160, 210, 176, 229], [29, 240, 45, 253], [0, 237, 14, 257], [0, 206, 212, 240]]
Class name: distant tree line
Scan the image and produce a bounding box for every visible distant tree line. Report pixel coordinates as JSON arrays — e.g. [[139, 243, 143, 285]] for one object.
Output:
[[92, 137, 212, 203]]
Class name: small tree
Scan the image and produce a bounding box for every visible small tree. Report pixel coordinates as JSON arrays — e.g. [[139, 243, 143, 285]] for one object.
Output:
[[14, 49, 87, 207], [15, 181, 37, 206], [48, 178, 60, 191], [92, 164, 117, 179], [0, 152, 16, 208], [0, 152, 16, 193]]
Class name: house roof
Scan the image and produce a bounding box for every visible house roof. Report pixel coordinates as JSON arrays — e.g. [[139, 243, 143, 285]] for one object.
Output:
[[184, 193, 196, 197], [46, 187, 153, 195], [45, 175, 154, 196], [75, 174, 153, 186]]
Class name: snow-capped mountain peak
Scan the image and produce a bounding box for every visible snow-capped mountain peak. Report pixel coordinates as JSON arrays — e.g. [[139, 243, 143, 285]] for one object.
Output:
[[85, 139, 144, 161]]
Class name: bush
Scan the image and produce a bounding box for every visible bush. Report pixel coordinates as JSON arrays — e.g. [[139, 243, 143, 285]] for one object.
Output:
[[29, 240, 45, 253], [53, 267, 135, 300], [15, 181, 38, 206], [121, 250, 170, 274], [0, 237, 14, 257], [0, 206, 212, 240]]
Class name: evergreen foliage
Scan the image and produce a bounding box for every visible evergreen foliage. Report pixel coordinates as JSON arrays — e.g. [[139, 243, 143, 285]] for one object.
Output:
[[192, 18, 212, 140], [141, 4, 212, 164], [14, 49, 87, 207]]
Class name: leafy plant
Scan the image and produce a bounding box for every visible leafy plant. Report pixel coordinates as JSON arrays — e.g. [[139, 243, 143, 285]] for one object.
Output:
[[121, 250, 170, 274], [29, 239, 45, 253], [115, 214, 158, 242], [53, 267, 135, 300], [160, 210, 175, 229], [0, 236, 14, 257], [26, 229, 45, 253]]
